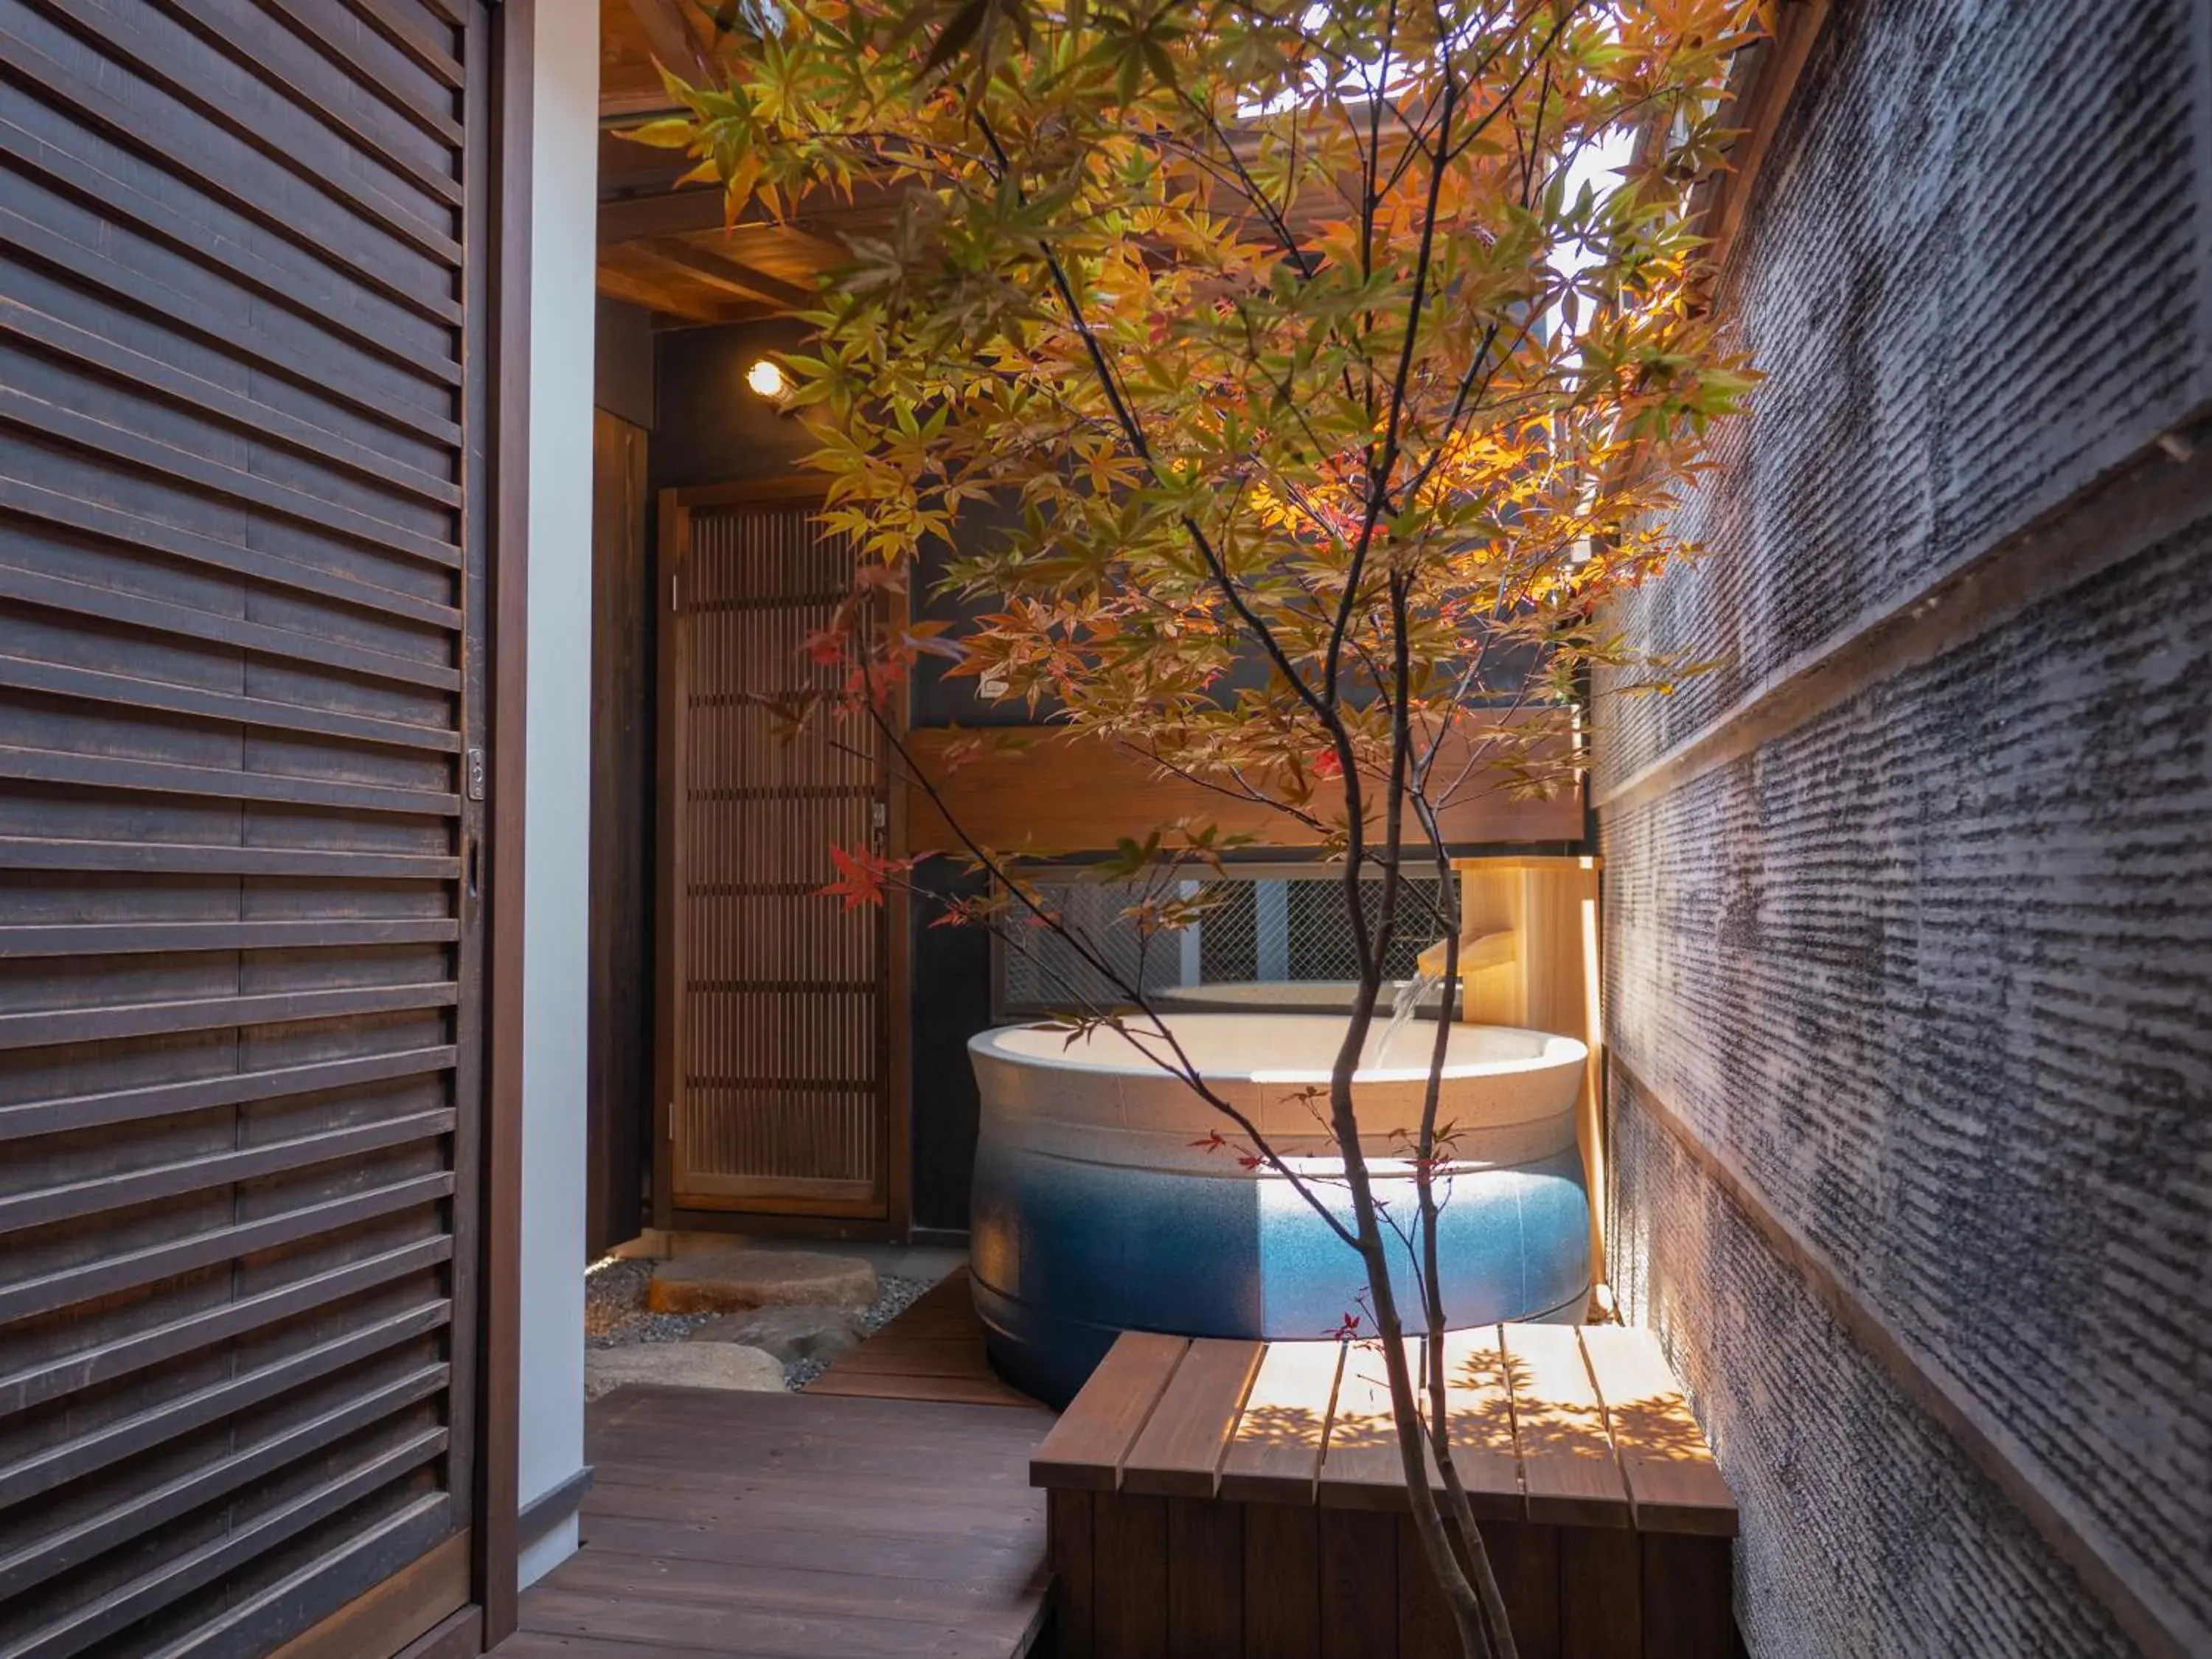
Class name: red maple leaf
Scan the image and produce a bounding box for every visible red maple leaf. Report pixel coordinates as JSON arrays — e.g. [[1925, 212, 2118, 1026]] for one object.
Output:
[[815, 844, 911, 910], [1188, 1130, 1228, 1152]]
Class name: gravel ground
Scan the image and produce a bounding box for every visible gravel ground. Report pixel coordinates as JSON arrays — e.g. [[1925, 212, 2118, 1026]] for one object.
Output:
[[585, 1257, 943, 1389], [583, 1257, 709, 1350]]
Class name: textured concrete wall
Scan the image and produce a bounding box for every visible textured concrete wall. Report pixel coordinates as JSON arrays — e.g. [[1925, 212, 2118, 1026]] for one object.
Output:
[[1609, 1072, 2155, 1659], [1607, 514, 2212, 1654], [1599, 0, 2211, 787], [1595, 0, 2212, 1654]]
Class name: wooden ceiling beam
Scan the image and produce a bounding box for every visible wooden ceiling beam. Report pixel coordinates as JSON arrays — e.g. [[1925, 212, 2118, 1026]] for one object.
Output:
[[599, 179, 905, 246], [639, 237, 813, 311], [595, 261, 758, 327]]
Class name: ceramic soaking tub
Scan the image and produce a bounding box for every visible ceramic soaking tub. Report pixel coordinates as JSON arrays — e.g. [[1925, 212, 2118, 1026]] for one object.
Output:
[[967, 1012, 1590, 1405]]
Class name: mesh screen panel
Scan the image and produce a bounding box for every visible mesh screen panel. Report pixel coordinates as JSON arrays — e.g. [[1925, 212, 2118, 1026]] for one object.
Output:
[[996, 872, 1449, 1012]]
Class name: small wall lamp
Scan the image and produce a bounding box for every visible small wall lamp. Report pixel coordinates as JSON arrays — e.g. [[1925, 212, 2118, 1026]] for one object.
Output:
[[745, 357, 793, 411]]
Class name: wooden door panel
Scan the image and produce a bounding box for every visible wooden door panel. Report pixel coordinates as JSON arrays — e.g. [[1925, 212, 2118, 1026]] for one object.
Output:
[[663, 496, 890, 1219], [0, 0, 487, 1652]]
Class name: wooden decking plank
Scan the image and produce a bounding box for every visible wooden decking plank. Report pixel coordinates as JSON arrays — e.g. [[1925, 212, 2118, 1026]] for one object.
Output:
[[1029, 1333, 1189, 1492], [1166, 1495, 1244, 1655], [1049, 1489, 1096, 1659], [1577, 1326, 1737, 1537], [1092, 1493, 1170, 1655], [1218, 1338, 1341, 1506], [576, 1512, 1043, 1585], [1318, 1508, 1399, 1656], [1242, 1503, 1321, 1658], [1121, 1338, 1264, 1498], [517, 1586, 1029, 1658], [804, 1269, 1040, 1408], [1500, 1323, 1630, 1528], [807, 1371, 1040, 1408], [1317, 1339, 1420, 1510], [1433, 1325, 1526, 1519], [827, 1335, 999, 1375], [583, 1480, 1038, 1545], [503, 1385, 1051, 1659], [546, 1546, 1046, 1630]]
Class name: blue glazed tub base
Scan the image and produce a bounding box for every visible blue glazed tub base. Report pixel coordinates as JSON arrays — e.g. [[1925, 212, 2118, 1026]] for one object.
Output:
[[968, 1143, 1595, 1408]]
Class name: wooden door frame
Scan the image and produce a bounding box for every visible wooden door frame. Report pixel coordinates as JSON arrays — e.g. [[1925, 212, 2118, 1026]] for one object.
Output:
[[476, 0, 533, 1644], [653, 479, 914, 1241]]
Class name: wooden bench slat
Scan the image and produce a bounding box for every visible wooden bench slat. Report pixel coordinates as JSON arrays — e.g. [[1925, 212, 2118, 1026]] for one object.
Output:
[[1502, 1322, 1630, 1528], [1121, 1338, 1264, 1498], [1317, 1338, 1419, 1510], [1219, 1338, 1341, 1506], [1029, 1333, 1189, 1492], [1578, 1325, 1738, 1537], [1433, 1325, 1526, 1520]]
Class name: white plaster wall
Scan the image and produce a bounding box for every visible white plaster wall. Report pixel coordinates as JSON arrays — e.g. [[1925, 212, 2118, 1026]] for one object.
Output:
[[515, 0, 599, 1593]]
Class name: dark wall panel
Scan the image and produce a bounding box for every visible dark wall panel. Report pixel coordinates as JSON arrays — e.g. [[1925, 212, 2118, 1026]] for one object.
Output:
[[653, 319, 815, 492], [588, 410, 651, 1254], [595, 296, 655, 431]]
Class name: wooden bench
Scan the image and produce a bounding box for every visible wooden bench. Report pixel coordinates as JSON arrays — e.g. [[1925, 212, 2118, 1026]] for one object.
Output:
[[1029, 1325, 1736, 1659]]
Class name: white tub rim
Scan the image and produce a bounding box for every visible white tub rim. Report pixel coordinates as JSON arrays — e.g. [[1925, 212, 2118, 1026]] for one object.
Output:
[[968, 1011, 1587, 1088]]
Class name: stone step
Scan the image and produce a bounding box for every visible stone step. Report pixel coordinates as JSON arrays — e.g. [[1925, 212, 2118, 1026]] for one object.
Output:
[[585, 1341, 785, 1401], [687, 1303, 864, 1365]]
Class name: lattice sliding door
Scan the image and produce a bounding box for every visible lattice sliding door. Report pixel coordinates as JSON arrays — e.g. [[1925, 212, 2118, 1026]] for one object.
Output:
[[661, 495, 891, 1219], [0, 0, 492, 1652]]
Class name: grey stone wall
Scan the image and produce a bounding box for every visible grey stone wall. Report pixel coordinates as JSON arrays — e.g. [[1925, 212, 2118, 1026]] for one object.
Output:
[[1593, 1, 2212, 1654], [1610, 1070, 2154, 1659], [1599, 0, 2211, 786]]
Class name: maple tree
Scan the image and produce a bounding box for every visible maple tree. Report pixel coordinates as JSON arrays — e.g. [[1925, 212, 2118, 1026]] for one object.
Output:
[[646, 2, 1759, 1652]]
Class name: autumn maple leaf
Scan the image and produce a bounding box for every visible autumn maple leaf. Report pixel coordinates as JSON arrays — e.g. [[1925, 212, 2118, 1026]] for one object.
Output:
[[815, 844, 912, 910]]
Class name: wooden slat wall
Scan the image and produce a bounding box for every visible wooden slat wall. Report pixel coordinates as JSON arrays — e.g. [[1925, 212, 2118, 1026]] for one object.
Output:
[[0, 0, 487, 1652], [663, 497, 888, 1216]]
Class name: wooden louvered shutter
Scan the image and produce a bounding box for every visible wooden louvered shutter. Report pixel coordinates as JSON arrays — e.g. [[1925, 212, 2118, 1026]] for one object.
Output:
[[0, 0, 491, 1653], [659, 490, 894, 1222]]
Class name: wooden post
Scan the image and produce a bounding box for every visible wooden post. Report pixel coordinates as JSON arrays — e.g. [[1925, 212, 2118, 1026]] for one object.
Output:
[[1449, 857, 1606, 1285]]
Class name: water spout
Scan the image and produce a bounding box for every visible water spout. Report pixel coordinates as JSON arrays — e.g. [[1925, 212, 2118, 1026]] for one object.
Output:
[[1376, 967, 1443, 1062]]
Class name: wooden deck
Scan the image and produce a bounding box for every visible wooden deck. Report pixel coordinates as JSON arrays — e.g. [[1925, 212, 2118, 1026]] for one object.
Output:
[[807, 1267, 1036, 1408], [498, 1384, 1055, 1659], [1032, 1326, 1739, 1658]]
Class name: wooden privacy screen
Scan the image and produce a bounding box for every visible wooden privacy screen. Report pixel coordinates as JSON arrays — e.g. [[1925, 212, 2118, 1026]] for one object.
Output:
[[659, 491, 894, 1220], [0, 0, 490, 1653]]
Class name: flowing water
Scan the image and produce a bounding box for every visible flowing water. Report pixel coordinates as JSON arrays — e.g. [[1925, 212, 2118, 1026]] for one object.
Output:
[[1375, 965, 1444, 1062]]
